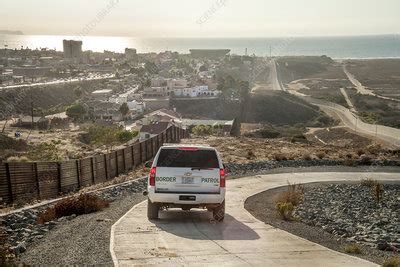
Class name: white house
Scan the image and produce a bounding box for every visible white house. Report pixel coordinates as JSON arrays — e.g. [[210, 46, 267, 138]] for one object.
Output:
[[173, 85, 221, 98], [127, 100, 145, 113]]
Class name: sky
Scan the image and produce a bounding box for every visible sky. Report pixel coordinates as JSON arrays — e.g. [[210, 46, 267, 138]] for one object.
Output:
[[1, 0, 400, 37]]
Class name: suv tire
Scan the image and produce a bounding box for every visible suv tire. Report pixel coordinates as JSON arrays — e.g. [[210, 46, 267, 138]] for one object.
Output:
[[213, 200, 225, 222], [147, 199, 160, 220]]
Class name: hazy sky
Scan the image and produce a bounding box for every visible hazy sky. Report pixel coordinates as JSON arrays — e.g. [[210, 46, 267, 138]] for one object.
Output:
[[1, 0, 399, 37]]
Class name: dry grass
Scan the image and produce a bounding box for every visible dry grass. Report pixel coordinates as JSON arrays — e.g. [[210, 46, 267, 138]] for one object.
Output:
[[382, 257, 400, 267], [36, 194, 109, 224], [344, 244, 362, 254], [276, 182, 304, 206], [0, 228, 15, 266], [361, 178, 378, 187], [276, 202, 295, 221], [273, 152, 287, 161], [372, 182, 384, 202], [316, 151, 326, 159]]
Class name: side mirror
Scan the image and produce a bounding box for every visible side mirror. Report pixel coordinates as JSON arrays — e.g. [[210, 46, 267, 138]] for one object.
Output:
[[144, 161, 153, 168]]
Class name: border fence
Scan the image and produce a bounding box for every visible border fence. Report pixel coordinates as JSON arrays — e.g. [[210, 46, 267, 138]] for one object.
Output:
[[0, 126, 188, 205]]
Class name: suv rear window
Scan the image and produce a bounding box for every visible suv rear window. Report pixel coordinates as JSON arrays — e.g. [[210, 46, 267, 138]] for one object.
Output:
[[156, 148, 219, 168]]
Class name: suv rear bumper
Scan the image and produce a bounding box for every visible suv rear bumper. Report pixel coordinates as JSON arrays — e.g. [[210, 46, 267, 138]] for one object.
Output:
[[148, 187, 225, 205]]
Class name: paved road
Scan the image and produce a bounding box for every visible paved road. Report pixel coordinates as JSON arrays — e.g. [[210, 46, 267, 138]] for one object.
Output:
[[0, 74, 114, 90], [271, 60, 400, 148], [110, 172, 399, 266]]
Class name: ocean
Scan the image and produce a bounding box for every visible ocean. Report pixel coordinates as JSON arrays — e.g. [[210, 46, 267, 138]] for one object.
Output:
[[0, 34, 399, 59]]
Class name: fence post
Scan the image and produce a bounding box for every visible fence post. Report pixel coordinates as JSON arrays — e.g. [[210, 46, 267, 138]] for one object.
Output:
[[104, 154, 109, 180], [122, 149, 126, 172], [34, 162, 40, 199], [139, 142, 143, 164], [91, 157, 95, 185], [115, 151, 119, 176], [57, 162, 62, 194], [76, 160, 81, 188], [5, 163, 13, 203], [131, 145, 135, 167]]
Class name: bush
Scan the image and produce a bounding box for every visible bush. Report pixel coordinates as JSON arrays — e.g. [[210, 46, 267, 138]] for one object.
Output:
[[0, 228, 15, 266], [246, 150, 256, 160], [117, 130, 138, 143], [276, 202, 295, 221], [382, 257, 400, 267], [66, 103, 87, 121], [273, 153, 287, 161], [361, 178, 378, 187], [191, 125, 213, 136], [372, 182, 384, 202], [27, 142, 63, 161], [316, 151, 326, 159], [276, 182, 304, 206], [302, 154, 312, 160], [36, 194, 109, 224], [344, 244, 362, 254]]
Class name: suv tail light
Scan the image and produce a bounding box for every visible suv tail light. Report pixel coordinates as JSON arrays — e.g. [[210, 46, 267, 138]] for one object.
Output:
[[219, 168, 225, 187], [149, 167, 156, 186]]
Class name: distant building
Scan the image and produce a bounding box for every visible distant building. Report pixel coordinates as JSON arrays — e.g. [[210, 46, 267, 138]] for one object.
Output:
[[173, 85, 221, 98], [125, 48, 137, 60], [139, 121, 171, 141], [63, 40, 83, 59]]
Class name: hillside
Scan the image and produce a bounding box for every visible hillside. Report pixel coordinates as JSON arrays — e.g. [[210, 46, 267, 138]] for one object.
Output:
[[172, 91, 331, 126]]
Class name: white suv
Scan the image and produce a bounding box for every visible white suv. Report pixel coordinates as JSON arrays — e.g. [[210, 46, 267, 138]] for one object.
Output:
[[146, 144, 226, 221]]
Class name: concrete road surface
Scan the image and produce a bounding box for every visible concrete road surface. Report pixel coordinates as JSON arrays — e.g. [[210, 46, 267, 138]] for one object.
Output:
[[110, 172, 399, 266]]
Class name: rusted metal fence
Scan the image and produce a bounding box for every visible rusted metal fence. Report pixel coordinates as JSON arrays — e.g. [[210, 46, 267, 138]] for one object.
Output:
[[0, 126, 187, 205]]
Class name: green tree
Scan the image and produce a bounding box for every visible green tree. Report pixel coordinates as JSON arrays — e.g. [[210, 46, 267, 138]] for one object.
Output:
[[66, 103, 87, 121], [117, 130, 138, 143]]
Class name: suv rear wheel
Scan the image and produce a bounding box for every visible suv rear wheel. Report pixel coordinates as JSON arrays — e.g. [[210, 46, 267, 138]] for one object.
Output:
[[212, 200, 225, 222], [147, 199, 160, 220]]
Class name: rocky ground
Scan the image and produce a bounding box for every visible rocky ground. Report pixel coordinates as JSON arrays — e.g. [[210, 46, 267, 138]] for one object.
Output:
[[295, 183, 400, 251], [1, 177, 147, 264], [245, 181, 400, 265]]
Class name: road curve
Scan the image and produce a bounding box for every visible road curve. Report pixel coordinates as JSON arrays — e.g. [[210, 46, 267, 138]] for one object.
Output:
[[110, 172, 399, 266], [271, 60, 400, 147]]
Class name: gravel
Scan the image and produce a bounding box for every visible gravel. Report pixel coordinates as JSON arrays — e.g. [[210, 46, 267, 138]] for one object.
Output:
[[225, 159, 400, 177], [1, 177, 147, 265], [245, 182, 400, 265], [295, 183, 400, 251]]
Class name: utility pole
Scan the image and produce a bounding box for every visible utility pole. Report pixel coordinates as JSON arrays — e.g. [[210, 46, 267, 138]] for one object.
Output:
[[31, 101, 34, 129]]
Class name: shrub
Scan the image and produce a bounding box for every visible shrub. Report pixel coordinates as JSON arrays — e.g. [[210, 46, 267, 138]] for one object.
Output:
[[361, 178, 378, 187], [357, 149, 365, 156], [27, 142, 63, 161], [0, 228, 15, 265], [316, 151, 325, 159], [273, 153, 287, 161], [66, 103, 87, 121], [276, 182, 304, 206], [276, 202, 295, 221], [372, 182, 384, 202], [246, 150, 256, 160], [117, 130, 138, 143], [302, 154, 312, 160], [382, 257, 400, 267], [344, 244, 362, 254], [36, 194, 109, 224]]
